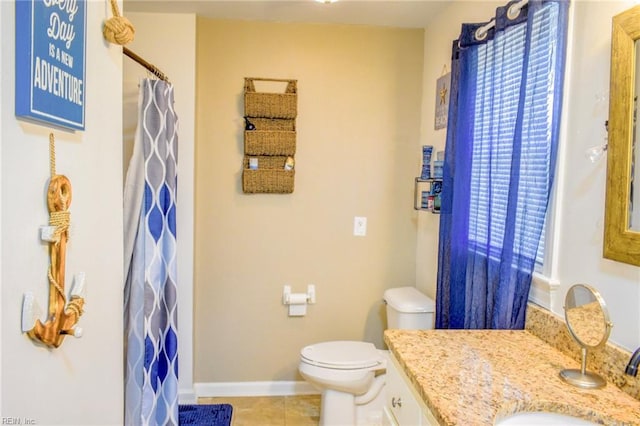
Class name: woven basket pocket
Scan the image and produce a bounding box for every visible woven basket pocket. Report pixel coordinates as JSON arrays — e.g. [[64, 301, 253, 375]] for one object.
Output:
[[245, 131, 296, 156], [242, 156, 294, 193], [244, 78, 297, 119], [247, 117, 296, 131]]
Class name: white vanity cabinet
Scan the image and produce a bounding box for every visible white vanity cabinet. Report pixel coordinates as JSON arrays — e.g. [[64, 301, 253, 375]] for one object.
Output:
[[383, 352, 439, 426]]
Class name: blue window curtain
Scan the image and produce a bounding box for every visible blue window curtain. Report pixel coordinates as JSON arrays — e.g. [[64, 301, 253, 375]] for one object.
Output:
[[436, 0, 569, 330]]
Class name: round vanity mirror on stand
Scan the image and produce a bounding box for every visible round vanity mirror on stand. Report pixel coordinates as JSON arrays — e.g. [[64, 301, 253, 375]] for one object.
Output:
[[560, 284, 613, 389]]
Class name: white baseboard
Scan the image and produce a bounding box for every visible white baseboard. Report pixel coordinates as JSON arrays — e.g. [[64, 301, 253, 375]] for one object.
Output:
[[194, 381, 319, 398]]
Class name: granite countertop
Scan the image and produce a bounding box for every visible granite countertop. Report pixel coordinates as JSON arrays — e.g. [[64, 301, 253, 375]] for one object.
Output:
[[384, 329, 640, 425]]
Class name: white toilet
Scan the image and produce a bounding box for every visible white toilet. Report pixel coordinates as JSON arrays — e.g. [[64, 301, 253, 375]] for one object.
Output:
[[299, 286, 435, 426]]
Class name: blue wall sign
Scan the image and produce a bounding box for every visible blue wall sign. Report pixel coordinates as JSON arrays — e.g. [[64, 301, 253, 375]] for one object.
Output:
[[15, 0, 87, 131]]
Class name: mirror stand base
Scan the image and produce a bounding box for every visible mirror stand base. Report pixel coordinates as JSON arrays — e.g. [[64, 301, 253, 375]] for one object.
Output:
[[559, 369, 606, 389]]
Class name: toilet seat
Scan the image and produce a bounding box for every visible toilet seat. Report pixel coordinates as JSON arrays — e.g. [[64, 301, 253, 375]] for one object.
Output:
[[300, 341, 383, 370]]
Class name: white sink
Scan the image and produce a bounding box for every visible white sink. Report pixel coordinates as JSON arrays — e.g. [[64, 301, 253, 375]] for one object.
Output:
[[495, 411, 599, 425]]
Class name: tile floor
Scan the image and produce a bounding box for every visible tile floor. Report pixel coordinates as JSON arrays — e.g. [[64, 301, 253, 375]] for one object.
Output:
[[199, 395, 321, 426]]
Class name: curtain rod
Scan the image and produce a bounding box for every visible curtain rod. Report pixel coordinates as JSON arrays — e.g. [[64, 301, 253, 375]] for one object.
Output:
[[123, 46, 170, 83], [475, 0, 529, 41]]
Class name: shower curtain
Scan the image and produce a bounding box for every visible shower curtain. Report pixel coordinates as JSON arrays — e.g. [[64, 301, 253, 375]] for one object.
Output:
[[124, 79, 179, 426]]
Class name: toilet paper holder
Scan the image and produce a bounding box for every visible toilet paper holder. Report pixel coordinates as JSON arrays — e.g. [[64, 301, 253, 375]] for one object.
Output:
[[282, 284, 316, 305]]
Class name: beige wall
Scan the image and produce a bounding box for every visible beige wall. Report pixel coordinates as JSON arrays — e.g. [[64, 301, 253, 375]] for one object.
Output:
[[1, 1, 123, 424], [195, 19, 424, 382]]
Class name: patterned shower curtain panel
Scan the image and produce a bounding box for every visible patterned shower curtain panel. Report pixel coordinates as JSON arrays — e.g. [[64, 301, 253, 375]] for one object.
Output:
[[124, 79, 179, 426]]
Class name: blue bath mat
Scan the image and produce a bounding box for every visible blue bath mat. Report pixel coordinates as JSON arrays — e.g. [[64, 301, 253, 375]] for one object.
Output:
[[178, 404, 233, 426]]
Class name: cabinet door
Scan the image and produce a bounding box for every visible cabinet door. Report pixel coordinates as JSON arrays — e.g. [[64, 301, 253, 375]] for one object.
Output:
[[386, 355, 422, 426]]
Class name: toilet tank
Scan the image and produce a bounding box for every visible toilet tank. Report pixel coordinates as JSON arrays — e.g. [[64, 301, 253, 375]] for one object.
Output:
[[383, 286, 435, 330]]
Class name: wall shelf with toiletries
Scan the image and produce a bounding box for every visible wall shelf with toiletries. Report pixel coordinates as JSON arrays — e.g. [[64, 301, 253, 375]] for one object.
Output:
[[416, 146, 444, 213], [414, 178, 442, 214], [242, 77, 298, 194]]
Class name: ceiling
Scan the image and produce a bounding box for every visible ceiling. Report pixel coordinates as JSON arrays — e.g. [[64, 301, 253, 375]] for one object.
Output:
[[124, 0, 453, 29]]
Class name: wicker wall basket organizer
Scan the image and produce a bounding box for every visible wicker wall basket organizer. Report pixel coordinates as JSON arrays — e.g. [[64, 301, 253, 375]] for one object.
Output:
[[242, 155, 294, 194], [244, 131, 296, 156], [243, 77, 297, 194], [244, 78, 298, 119]]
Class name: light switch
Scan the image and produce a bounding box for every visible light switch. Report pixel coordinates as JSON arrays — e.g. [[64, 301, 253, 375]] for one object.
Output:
[[353, 216, 367, 236]]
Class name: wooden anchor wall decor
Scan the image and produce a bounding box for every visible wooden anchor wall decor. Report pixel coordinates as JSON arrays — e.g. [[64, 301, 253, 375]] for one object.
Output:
[[23, 133, 85, 348]]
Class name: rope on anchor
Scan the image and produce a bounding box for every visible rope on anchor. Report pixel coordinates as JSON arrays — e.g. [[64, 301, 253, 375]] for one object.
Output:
[[49, 133, 56, 177], [47, 133, 71, 303], [65, 300, 83, 318], [48, 265, 66, 304], [48, 134, 71, 241], [50, 210, 70, 245]]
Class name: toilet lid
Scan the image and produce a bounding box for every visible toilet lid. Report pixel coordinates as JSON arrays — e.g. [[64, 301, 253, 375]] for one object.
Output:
[[300, 341, 383, 370]]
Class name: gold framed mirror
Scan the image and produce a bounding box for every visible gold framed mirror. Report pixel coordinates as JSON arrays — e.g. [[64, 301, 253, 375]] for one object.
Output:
[[604, 5, 640, 266]]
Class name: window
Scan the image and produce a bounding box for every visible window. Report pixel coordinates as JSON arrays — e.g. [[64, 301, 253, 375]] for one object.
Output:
[[466, 3, 561, 270]]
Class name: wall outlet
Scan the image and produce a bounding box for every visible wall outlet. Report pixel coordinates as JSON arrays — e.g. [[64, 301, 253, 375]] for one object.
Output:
[[353, 216, 367, 236]]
